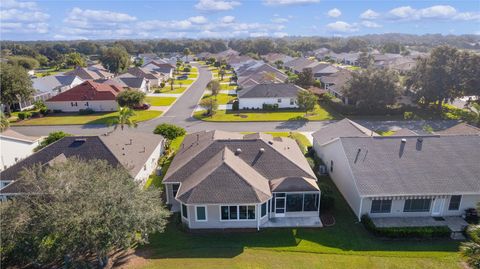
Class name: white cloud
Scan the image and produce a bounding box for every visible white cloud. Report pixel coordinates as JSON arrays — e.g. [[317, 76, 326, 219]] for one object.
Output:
[[188, 16, 208, 24], [327, 8, 341, 18], [220, 15, 235, 23], [387, 5, 479, 21], [263, 0, 320, 6], [65, 7, 137, 24], [195, 0, 240, 11], [0, 0, 50, 34], [271, 17, 289, 23], [360, 9, 379, 19], [326, 21, 358, 33], [250, 32, 268, 37], [361, 20, 381, 28]]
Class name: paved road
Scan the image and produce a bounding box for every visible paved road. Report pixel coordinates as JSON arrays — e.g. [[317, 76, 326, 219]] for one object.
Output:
[[11, 63, 458, 137]]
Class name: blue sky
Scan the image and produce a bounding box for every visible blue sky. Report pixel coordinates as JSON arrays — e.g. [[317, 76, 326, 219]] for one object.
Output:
[[1, 0, 479, 40]]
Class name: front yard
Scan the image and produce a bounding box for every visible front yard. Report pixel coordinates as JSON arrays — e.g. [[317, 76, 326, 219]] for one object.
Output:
[[11, 110, 162, 126], [145, 96, 177, 106], [173, 79, 194, 85], [154, 86, 187, 94], [194, 104, 339, 122], [201, 93, 237, 105]]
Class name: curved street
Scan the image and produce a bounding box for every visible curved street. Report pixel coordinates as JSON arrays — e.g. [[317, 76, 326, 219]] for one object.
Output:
[[11, 63, 457, 137]]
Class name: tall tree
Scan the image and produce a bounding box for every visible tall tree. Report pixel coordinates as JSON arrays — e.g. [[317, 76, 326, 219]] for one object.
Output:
[[0, 158, 170, 267], [7, 56, 40, 70], [207, 80, 221, 100], [64, 52, 86, 68], [357, 51, 374, 68], [344, 68, 401, 110], [296, 68, 314, 88], [113, 107, 137, 130], [0, 112, 9, 132], [199, 98, 218, 116], [100, 46, 131, 74], [0, 63, 35, 115], [116, 89, 146, 108], [183, 48, 191, 62], [34, 131, 71, 152], [219, 67, 226, 81], [297, 90, 318, 115]]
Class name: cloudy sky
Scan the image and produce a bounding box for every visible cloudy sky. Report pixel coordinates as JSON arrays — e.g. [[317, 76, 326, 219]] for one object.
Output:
[[1, 0, 479, 40]]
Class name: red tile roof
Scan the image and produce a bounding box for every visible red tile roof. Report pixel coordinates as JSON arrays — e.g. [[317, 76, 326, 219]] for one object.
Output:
[[47, 81, 122, 102]]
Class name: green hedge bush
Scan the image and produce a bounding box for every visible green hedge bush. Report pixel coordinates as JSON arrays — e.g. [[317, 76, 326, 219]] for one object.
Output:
[[361, 215, 451, 238]]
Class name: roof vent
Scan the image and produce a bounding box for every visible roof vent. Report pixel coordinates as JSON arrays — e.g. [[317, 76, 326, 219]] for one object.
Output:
[[259, 148, 265, 153], [235, 148, 242, 155], [401, 138, 407, 143], [74, 138, 87, 142], [268, 141, 273, 145]]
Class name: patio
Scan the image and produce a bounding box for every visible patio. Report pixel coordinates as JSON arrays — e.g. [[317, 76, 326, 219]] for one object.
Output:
[[371, 216, 468, 233], [262, 216, 323, 228]]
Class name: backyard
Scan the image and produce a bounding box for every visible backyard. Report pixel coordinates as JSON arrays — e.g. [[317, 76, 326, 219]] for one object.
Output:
[[11, 110, 162, 126], [194, 104, 339, 122]]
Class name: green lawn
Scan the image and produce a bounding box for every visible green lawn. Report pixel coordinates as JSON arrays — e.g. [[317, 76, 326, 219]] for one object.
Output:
[[194, 104, 339, 122], [131, 173, 461, 269], [11, 110, 162, 126], [188, 73, 198, 78], [155, 86, 187, 94], [174, 79, 194, 85], [145, 97, 176, 106], [220, 84, 237, 91], [202, 93, 237, 105], [376, 130, 396, 136]]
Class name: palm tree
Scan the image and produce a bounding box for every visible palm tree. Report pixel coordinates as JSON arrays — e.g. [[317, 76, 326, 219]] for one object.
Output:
[[219, 67, 226, 81], [112, 107, 137, 131], [207, 80, 221, 101], [169, 78, 175, 91], [0, 112, 9, 132]]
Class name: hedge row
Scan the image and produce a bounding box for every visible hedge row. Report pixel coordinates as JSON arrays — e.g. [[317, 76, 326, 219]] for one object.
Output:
[[361, 215, 451, 239]]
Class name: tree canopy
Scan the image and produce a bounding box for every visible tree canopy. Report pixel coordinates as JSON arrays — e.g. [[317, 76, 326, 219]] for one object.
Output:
[[0, 63, 35, 115], [0, 158, 170, 267], [116, 89, 146, 108], [153, 123, 186, 141], [297, 90, 318, 114], [295, 68, 314, 88], [34, 131, 71, 152], [100, 46, 131, 74], [64, 52, 86, 68]]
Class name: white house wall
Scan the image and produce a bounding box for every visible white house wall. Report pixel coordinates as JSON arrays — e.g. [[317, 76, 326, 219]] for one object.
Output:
[[133, 141, 164, 184], [238, 97, 298, 109], [0, 137, 39, 171], [46, 100, 118, 112]]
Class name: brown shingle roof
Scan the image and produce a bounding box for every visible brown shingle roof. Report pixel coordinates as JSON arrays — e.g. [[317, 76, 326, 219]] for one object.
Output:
[[46, 81, 122, 102]]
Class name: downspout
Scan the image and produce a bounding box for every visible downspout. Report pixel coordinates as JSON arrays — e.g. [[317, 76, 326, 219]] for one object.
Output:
[[257, 204, 260, 231], [358, 197, 364, 222]]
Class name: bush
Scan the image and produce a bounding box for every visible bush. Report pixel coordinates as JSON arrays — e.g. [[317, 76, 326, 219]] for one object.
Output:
[[320, 195, 335, 211], [160, 82, 166, 88], [79, 108, 95, 115], [361, 215, 451, 238], [183, 67, 191, 73], [262, 103, 279, 111], [31, 111, 41, 118], [153, 123, 186, 141], [39, 107, 49, 115], [313, 80, 321, 87], [34, 131, 71, 152], [17, 112, 27, 120], [154, 89, 161, 93], [53, 109, 62, 113], [232, 100, 239, 111], [404, 111, 414, 120]]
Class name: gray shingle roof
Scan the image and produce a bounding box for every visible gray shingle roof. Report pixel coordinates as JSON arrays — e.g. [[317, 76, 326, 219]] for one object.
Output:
[[238, 83, 303, 98], [312, 119, 378, 146], [32, 75, 80, 93], [340, 135, 480, 196], [270, 177, 319, 192], [435, 123, 480, 136], [164, 131, 317, 204]]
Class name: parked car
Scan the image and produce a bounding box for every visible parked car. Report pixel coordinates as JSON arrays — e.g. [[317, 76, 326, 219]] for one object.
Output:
[[177, 75, 188, 80], [134, 103, 151, 110]]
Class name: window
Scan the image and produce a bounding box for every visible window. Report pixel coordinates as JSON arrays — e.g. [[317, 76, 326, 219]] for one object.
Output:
[[404, 199, 432, 212], [290, 98, 295, 105], [172, 184, 180, 197], [371, 200, 392, 213], [277, 98, 282, 103], [261, 202, 267, 217], [196, 206, 207, 221], [303, 194, 319, 211], [286, 194, 303, 212], [181, 204, 188, 219], [449, 195, 462, 211], [330, 160, 334, 172], [71, 102, 74, 107], [85, 102, 89, 106], [220, 205, 255, 220]]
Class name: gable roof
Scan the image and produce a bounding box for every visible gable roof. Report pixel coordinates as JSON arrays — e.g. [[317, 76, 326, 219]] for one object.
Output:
[[32, 75, 82, 93], [65, 66, 113, 80], [270, 177, 319, 192], [312, 118, 378, 146], [0, 129, 40, 143], [103, 77, 146, 89], [339, 135, 480, 196], [435, 123, 480, 136], [124, 67, 163, 80], [238, 83, 303, 98], [0, 130, 164, 194], [46, 81, 122, 102]]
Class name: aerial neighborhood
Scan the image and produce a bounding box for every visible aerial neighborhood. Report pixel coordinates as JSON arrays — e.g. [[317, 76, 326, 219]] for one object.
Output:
[[0, 1, 480, 268]]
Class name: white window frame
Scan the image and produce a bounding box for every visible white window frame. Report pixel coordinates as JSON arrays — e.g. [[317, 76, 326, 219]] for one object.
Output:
[[219, 204, 257, 221], [195, 205, 208, 222]]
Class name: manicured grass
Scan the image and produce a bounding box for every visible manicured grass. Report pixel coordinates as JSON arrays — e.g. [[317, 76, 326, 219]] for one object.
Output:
[[145, 97, 176, 106], [144, 135, 185, 189], [202, 94, 237, 105], [35, 67, 74, 77], [376, 130, 395, 136], [155, 86, 187, 94], [11, 110, 162, 126], [220, 84, 237, 91], [133, 176, 460, 269], [194, 104, 339, 122], [174, 79, 194, 85], [188, 73, 198, 78]]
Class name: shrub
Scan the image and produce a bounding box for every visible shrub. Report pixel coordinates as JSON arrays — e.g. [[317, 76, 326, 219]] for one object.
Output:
[[183, 67, 191, 73], [404, 111, 414, 120], [361, 215, 451, 238], [232, 100, 239, 111], [320, 195, 335, 211], [34, 131, 71, 152], [313, 80, 321, 87], [53, 109, 62, 113], [31, 111, 41, 118], [116, 90, 146, 108], [153, 123, 186, 141], [17, 112, 27, 120], [160, 82, 166, 88], [39, 107, 49, 115], [154, 89, 161, 93], [262, 103, 279, 111], [79, 108, 95, 115]]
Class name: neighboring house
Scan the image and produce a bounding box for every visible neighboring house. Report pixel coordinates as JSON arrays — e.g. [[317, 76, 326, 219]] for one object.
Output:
[[0, 130, 165, 200], [371, 53, 403, 69], [45, 81, 123, 112], [312, 48, 330, 60], [312, 119, 480, 221], [388, 57, 417, 73], [263, 53, 293, 65], [138, 53, 160, 64], [13, 75, 84, 111], [435, 123, 480, 136], [142, 61, 175, 79], [100, 76, 149, 92], [284, 57, 317, 74], [163, 130, 321, 230], [320, 69, 353, 104], [123, 67, 165, 86], [0, 129, 41, 173], [64, 66, 114, 80], [310, 63, 339, 79], [237, 63, 288, 88], [237, 83, 303, 109], [327, 52, 360, 66]]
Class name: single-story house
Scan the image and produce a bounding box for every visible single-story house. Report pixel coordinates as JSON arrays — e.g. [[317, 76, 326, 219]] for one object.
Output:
[[262, 53, 294, 65], [237, 83, 304, 110], [0, 130, 165, 200], [320, 69, 353, 104], [100, 76, 149, 92], [310, 63, 339, 79], [45, 81, 123, 112], [435, 123, 480, 136], [64, 66, 114, 80], [237, 63, 288, 88], [312, 119, 480, 221], [123, 67, 165, 86], [284, 57, 317, 74], [163, 130, 321, 229], [142, 61, 175, 79], [12, 75, 84, 111], [0, 129, 41, 173]]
